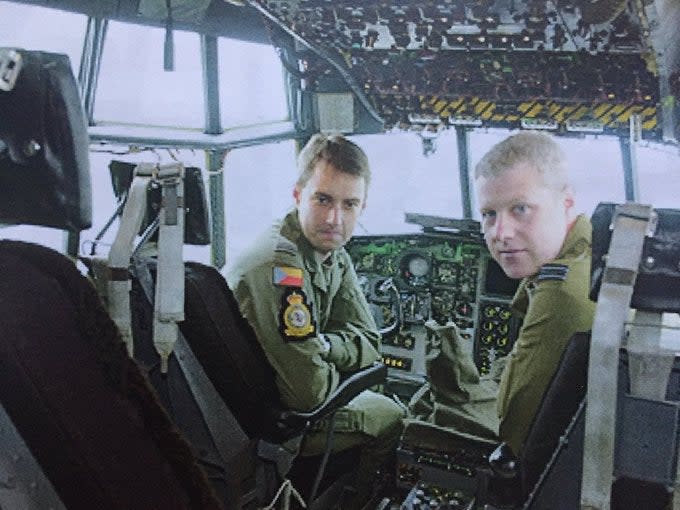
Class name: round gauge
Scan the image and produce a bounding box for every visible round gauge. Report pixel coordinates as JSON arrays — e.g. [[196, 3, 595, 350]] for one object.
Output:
[[408, 255, 430, 277], [400, 252, 431, 287]]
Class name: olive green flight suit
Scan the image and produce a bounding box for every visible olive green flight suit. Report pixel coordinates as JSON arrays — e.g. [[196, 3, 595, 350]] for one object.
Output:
[[424, 320, 501, 441], [498, 214, 596, 454], [226, 210, 404, 505]]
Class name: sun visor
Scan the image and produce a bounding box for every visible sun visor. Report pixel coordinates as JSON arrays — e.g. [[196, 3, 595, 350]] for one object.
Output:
[[0, 48, 91, 231]]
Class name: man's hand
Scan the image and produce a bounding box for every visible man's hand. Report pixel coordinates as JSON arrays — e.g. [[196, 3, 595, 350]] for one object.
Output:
[[318, 333, 332, 359]]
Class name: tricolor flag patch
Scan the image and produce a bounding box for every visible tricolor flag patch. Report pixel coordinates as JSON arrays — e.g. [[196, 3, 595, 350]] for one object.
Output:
[[273, 266, 303, 287]]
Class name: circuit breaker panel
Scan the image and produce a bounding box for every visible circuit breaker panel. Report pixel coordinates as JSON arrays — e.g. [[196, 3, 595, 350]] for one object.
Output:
[[252, 0, 677, 141]]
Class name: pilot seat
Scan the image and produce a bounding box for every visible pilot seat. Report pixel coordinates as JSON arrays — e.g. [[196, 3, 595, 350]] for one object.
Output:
[[397, 201, 680, 509], [89, 155, 388, 509], [0, 48, 222, 509]]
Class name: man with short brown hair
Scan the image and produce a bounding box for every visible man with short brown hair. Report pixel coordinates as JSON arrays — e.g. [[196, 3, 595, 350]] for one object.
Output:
[[227, 133, 404, 509]]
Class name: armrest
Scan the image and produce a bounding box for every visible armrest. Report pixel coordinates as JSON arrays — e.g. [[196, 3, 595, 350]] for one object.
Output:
[[475, 442, 524, 507], [275, 361, 387, 437], [488, 442, 520, 479]]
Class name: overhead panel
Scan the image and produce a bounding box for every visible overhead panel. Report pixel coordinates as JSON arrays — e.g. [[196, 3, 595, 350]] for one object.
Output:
[[253, 0, 677, 141]]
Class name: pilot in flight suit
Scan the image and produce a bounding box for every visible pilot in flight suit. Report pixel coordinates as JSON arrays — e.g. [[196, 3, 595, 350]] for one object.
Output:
[[226, 134, 404, 509], [412, 134, 596, 460], [497, 214, 595, 454], [474, 131, 596, 456]]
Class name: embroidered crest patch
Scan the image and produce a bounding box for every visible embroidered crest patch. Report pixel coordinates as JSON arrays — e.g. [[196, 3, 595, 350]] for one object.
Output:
[[279, 288, 315, 340], [537, 263, 569, 282]]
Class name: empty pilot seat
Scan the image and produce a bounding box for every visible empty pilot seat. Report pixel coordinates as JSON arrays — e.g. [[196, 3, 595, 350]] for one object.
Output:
[[0, 49, 90, 231], [0, 48, 221, 510], [0, 242, 222, 510]]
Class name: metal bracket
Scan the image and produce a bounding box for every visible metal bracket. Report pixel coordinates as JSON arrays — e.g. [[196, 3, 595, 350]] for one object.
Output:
[[0, 48, 22, 92]]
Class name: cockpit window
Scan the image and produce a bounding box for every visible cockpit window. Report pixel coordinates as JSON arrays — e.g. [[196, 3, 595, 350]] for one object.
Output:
[[468, 130, 627, 218], [355, 131, 464, 235], [217, 38, 288, 128], [95, 22, 204, 128], [561, 136, 626, 216], [92, 21, 288, 130], [637, 145, 680, 209], [0, 1, 85, 75]]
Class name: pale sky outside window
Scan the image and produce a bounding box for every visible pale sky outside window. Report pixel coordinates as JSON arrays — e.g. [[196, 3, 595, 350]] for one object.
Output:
[[218, 38, 288, 128], [0, 1, 85, 74], [96, 23, 205, 128], [637, 144, 680, 208], [1, 1, 679, 263], [356, 130, 463, 235]]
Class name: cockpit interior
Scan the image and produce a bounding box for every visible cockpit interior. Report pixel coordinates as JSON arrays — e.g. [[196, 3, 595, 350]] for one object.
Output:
[[2, 0, 680, 509]]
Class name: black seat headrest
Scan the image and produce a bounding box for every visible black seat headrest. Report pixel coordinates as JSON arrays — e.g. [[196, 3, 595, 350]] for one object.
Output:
[[590, 202, 680, 313], [0, 48, 91, 231], [109, 160, 211, 245]]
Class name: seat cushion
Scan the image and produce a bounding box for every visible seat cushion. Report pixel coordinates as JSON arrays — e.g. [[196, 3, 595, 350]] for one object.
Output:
[[0, 241, 220, 510]]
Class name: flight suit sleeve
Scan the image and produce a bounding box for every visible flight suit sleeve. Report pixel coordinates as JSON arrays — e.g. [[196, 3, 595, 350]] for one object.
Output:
[[498, 277, 595, 454], [230, 262, 341, 412], [323, 260, 382, 372]]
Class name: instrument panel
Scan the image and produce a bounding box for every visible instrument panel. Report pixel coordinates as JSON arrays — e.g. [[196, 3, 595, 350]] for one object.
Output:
[[346, 230, 520, 394]]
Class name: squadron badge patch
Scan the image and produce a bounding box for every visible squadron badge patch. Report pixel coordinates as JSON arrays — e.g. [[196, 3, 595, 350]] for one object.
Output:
[[279, 288, 315, 341]]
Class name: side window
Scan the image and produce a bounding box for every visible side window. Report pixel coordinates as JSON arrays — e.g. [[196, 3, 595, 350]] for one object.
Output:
[[95, 22, 204, 128], [0, 2, 86, 75], [218, 38, 288, 128], [637, 145, 680, 208], [224, 141, 298, 266]]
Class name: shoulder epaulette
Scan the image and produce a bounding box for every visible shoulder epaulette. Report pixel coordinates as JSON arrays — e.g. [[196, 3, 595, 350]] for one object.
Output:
[[537, 263, 569, 282], [275, 237, 298, 256]]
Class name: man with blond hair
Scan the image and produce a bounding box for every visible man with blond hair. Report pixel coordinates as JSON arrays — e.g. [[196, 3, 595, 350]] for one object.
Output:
[[474, 131, 595, 454]]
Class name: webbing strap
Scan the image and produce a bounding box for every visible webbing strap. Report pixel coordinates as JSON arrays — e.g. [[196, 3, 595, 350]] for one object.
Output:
[[627, 311, 675, 401], [258, 479, 307, 510], [580, 203, 654, 510], [153, 163, 185, 373], [107, 166, 153, 356], [134, 257, 260, 508]]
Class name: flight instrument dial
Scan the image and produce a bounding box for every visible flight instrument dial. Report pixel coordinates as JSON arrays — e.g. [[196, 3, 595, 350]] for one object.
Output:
[[400, 252, 431, 287]]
